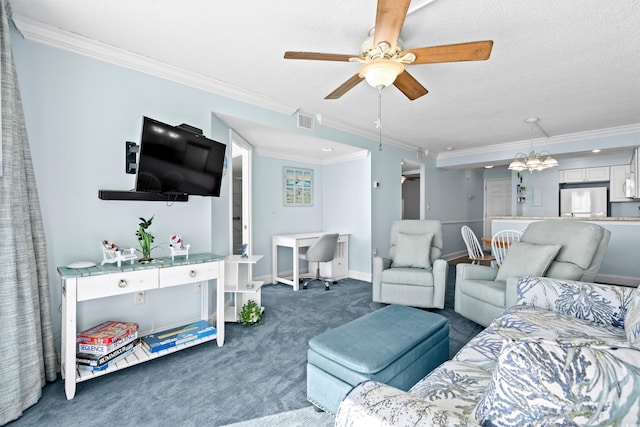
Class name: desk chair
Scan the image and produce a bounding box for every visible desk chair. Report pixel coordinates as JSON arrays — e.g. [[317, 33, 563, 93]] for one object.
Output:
[[299, 233, 339, 290]]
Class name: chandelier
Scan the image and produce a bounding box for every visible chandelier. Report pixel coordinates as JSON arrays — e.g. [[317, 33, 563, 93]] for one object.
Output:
[[508, 117, 558, 172]]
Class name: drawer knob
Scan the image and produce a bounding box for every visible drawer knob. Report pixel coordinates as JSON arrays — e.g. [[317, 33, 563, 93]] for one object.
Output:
[[118, 279, 128, 288], [189, 270, 197, 278]]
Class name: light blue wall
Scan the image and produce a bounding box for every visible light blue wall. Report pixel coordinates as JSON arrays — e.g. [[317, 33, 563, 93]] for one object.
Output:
[[425, 166, 485, 256], [10, 26, 404, 350], [252, 156, 325, 277], [370, 145, 425, 258], [323, 158, 371, 276], [13, 28, 227, 346]]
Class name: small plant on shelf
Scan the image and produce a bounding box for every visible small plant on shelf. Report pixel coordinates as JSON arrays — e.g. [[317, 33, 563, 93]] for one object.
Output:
[[239, 300, 262, 326], [136, 216, 155, 262]]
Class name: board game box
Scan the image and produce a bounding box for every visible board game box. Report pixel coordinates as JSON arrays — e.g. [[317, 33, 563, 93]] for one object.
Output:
[[77, 331, 138, 355], [76, 338, 141, 367], [141, 320, 216, 353], [76, 344, 140, 372], [77, 321, 139, 346]]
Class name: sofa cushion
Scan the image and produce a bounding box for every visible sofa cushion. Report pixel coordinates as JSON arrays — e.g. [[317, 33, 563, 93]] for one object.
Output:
[[495, 242, 561, 282], [475, 336, 640, 426], [410, 360, 492, 417], [626, 286, 640, 345], [391, 232, 433, 269], [516, 277, 632, 329]]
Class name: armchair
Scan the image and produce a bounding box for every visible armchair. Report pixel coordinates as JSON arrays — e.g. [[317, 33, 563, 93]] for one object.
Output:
[[373, 220, 448, 309], [455, 220, 611, 326]]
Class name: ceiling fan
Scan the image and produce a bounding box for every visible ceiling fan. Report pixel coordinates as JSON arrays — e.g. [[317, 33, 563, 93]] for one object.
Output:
[[284, 0, 493, 101]]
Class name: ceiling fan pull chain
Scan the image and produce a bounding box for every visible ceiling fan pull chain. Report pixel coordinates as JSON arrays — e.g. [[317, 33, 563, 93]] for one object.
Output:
[[378, 87, 383, 151]]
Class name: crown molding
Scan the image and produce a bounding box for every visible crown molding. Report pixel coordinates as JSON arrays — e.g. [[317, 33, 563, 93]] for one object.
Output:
[[12, 15, 299, 116], [437, 123, 640, 160], [316, 114, 416, 152], [255, 146, 368, 165], [12, 15, 419, 153]]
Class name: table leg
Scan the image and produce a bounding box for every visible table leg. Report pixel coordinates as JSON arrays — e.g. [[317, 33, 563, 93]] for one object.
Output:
[[62, 278, 77, 400], [272, 239, 278, 284], [293, 242, 299, 291], [216, 260, 225, 346]]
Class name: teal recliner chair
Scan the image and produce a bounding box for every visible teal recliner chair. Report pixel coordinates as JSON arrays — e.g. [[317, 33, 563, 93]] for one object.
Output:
[[373, 220, 448, 309], [455, 220, 611, 326]]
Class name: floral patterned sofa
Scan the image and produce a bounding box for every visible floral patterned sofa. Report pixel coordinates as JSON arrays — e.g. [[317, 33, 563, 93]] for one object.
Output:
[[335, 277, 640, 426]]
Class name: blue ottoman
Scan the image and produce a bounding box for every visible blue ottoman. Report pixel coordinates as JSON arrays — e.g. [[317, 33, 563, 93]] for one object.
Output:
[[306, 304, 449, 414]]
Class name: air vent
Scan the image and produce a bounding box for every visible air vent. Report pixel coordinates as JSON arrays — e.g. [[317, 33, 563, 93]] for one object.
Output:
[[297, 113, 315, 131]]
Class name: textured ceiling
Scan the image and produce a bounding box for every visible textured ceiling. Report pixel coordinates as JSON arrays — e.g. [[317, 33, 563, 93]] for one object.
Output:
[[11, 0, 640, 166]]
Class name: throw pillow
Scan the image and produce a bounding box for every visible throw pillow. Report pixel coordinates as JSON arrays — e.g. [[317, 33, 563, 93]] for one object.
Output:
[[626, 285, 640, 345], [475, 337, 640, 426], [391, 232, 433, 269], [495, 242, 561, 282]]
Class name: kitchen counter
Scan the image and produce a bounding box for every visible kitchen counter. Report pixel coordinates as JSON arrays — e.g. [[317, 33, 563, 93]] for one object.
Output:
[[491, 216, 640, 222], [491, 217, 640, 286]]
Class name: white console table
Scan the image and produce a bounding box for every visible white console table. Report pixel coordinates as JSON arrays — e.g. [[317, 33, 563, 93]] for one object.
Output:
[[57, 253, 225, 400], [272, 232, 349, 290]]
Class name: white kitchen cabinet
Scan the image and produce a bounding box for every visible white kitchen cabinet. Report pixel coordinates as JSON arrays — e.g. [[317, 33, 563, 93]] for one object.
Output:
[[559, 166, 610, 183], [610, 164, 631, 202]]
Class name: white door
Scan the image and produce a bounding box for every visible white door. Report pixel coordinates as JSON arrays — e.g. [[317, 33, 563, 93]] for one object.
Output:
[[484, 178, 511, 241], [229, 131, 253, 256]]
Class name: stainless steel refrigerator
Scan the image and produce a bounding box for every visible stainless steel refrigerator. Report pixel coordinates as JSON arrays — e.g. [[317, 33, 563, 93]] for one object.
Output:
[[560, 187, 608, 217]]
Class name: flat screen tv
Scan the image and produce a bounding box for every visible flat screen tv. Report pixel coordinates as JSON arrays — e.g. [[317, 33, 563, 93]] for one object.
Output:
[[135, 117, 227, 197]]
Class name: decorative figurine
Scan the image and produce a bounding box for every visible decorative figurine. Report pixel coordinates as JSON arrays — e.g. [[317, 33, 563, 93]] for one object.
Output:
[[240, 243, 249, 258], [100, 240, 137, 267], [169, 234, 190, 261]]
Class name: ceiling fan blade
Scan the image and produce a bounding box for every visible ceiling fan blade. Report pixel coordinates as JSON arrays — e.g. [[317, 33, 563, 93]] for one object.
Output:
[[393, 70, 428, 101], [284, 51, 356, 62], [325, 74, 365, 99], [373, 0, 411, 49], [405, 41, 494, 64]]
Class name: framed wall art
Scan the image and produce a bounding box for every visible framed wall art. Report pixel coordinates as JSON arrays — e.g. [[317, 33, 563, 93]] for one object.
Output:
[[283, 167, 313, 207]]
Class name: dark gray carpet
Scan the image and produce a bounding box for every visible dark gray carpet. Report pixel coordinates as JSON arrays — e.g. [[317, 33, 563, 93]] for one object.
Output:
[[9, 266, 482, 427]]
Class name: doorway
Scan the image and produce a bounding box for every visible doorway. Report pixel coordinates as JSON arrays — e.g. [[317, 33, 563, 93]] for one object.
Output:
[[229, 131, 253, 255], [483, 178, 511, 239], [402, 159, 423, 219]]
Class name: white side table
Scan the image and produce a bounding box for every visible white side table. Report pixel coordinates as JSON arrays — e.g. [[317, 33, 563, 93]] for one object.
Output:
[[224, 255, 264, 322]]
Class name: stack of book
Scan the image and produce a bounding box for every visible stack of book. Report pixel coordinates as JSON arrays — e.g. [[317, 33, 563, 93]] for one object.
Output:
[[76, 321, 140, 371]]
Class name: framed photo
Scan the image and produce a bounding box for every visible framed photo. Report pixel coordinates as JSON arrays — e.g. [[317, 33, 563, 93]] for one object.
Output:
[[283, 167, 313, 206]]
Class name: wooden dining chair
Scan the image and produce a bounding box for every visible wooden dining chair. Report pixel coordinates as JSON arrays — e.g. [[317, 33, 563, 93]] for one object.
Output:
[[491, 229, 523, 267], [461, 226, 496, 267]]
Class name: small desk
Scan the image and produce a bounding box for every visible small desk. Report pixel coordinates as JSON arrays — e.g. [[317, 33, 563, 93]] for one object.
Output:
[[272, 233, 349, 290]]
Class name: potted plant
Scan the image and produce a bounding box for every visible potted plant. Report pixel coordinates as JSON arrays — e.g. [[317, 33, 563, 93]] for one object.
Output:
[[239, 300, 263, 326], [136, 216, 155, 262]]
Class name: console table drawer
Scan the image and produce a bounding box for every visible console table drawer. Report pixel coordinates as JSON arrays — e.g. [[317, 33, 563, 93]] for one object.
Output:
[[159, 262, 218, 288], [76, 269, 158, 301]]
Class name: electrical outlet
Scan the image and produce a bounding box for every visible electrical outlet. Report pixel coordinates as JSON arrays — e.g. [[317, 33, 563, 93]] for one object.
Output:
[[194, 283, 202, 293], [134, 291, 145, 305]]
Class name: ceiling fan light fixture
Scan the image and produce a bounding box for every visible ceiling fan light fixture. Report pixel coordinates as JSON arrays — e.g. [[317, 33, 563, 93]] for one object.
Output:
[[360, 59, 404, 89]]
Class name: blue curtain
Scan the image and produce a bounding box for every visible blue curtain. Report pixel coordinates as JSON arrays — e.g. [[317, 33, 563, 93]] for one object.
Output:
[[0, 1, 57, 424]]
